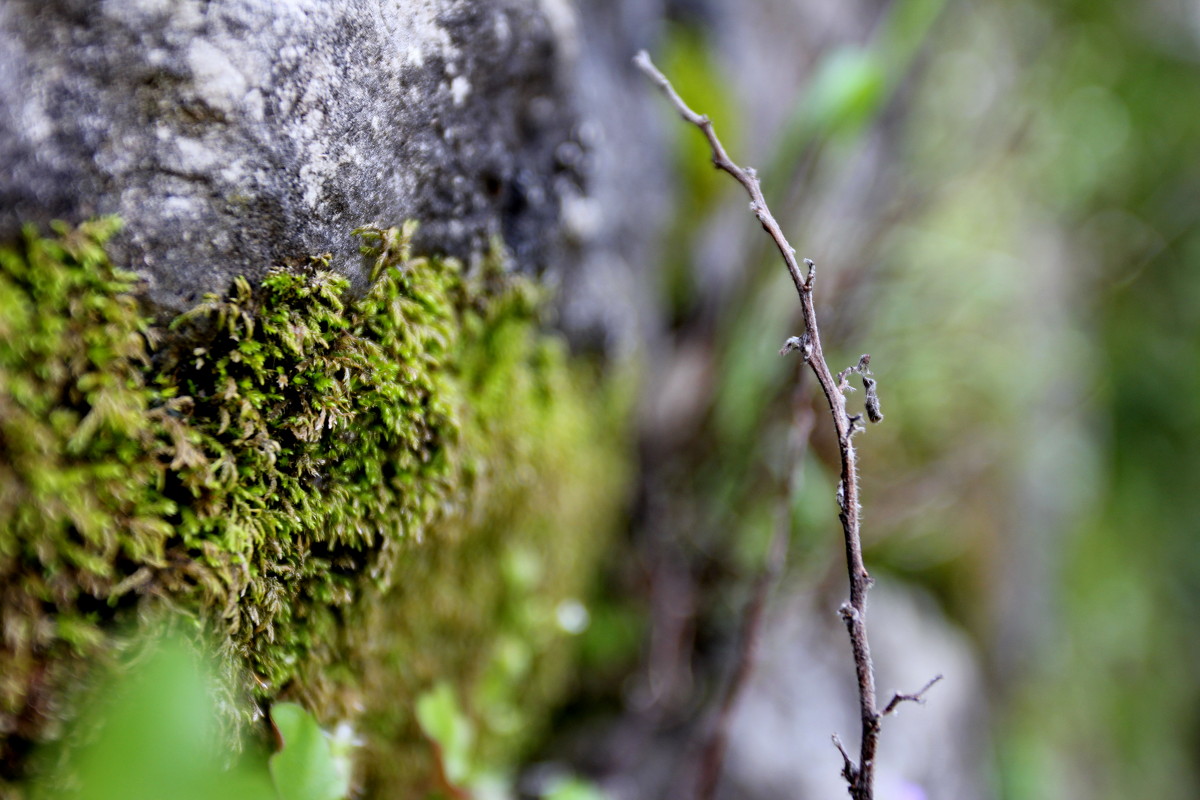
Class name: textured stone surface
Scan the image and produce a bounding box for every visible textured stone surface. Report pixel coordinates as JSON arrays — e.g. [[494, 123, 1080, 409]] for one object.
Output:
[[0, 0, 581, 313], [553, 0, 672, 354]]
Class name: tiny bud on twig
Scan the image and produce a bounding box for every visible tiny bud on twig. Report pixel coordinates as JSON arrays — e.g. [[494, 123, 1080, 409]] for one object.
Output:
[[863, 376, 884, 423], [832, 734, 858, 782], [779, 332, 813, 361]]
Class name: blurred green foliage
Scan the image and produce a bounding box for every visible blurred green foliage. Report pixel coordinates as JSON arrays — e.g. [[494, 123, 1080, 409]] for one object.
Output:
[[27, 627, 333, 800], [833, 1, 1200, 797], [416, 682, 475, 790], [795, 46, 886, 141], [647, 0, 954, 580], [415, 679, 610, 800], [270, 703, 351, 800], [25, 624, 612, 800], [656, 25, 742, 325], [995, 3, 1200, 798], [643, 0, 1200, 797], [865, 2, 1200, 797]]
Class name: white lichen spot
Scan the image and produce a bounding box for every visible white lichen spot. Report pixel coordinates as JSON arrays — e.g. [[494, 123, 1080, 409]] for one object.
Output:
[[175, 137, 219, 172], [376, 0, 460, 66], [279, 45, 302, 65], [337, 143, 361, 169], [493, 11, 512, 46], [220, 159, 246, 184], [100, 0, 172, 22], [160, 195, 202, 220], [186, 39, 248, 116], [303, 107, 326, 131], [299, 158, 329, 210], [243, 88, 265, 123], [449, 75, 471, 106]]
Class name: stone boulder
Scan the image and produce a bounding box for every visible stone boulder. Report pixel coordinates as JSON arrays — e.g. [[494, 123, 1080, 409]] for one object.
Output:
[[0, 0, 580, 313]]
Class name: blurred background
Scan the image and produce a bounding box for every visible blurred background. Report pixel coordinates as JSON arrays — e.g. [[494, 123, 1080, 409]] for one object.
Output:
[[13, 0, 1200, 798], [542, 0, 1200, 798]]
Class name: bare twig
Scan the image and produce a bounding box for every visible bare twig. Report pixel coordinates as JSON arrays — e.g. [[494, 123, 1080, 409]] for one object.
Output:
[[635, 50, 930, 800], [883, 674, 944, 716], [694, 526, 786, 800]]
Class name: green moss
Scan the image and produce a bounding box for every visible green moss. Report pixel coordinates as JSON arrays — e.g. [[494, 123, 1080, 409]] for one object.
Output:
[[0, 220, 629, 795]]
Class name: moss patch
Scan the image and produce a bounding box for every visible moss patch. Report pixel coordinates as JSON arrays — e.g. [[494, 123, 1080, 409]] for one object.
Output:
[[0, 220, 629, 794]]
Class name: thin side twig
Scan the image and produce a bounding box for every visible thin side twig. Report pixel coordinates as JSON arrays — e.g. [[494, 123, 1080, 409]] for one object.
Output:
[[635, 50, 934, 800], [883, 674, 944, 716]]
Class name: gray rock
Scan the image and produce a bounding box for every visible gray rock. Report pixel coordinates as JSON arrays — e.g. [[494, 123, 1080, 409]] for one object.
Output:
[[0, 0, 581, 314], [552, 0, 672, 354]]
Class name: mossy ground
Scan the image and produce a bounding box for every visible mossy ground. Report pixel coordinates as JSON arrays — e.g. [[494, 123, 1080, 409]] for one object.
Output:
[[0, 219, 629, 795]]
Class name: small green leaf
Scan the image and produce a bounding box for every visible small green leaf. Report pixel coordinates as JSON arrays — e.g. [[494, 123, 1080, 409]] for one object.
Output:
[[415, 683, 474, 786], [31, 629, 278, 800], [269, 702, 348, 800], [802, 47, 887, 137]]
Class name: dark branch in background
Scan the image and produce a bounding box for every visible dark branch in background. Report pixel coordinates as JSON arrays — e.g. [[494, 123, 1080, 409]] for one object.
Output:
[[634, 51, 938, 800], [695, 400, 814, 800]]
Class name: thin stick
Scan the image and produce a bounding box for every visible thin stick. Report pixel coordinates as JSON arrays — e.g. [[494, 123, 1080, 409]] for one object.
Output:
[[695, 401, 814, 800], [694, 529, 785, 800], [883, 674, 944, 716], [635, 50, 932, 800]]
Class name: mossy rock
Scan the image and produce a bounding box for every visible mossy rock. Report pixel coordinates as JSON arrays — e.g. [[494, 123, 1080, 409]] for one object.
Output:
[[0, 219, 629, 795]]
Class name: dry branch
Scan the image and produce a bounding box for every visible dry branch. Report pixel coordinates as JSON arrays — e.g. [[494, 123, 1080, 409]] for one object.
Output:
[[635, 50, 937, 800], [695, 401, 814, 800]]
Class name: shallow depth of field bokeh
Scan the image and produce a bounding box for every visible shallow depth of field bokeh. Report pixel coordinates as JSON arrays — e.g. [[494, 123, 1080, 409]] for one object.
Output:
[[620, 1, 1200, 798], [11, 1, 1200, 798]]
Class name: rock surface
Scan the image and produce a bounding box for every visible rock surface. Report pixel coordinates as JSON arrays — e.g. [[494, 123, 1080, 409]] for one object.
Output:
[[552, 0, 672, 353], [0, 0, 581, 313]]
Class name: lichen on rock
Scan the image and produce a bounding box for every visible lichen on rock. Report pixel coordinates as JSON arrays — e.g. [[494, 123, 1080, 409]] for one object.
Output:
[[0, 219, 629, 794], [0, 0, 582, 317]]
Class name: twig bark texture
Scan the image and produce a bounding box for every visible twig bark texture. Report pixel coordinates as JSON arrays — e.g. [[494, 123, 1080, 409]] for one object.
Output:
[[635, 51, 935, 800]]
